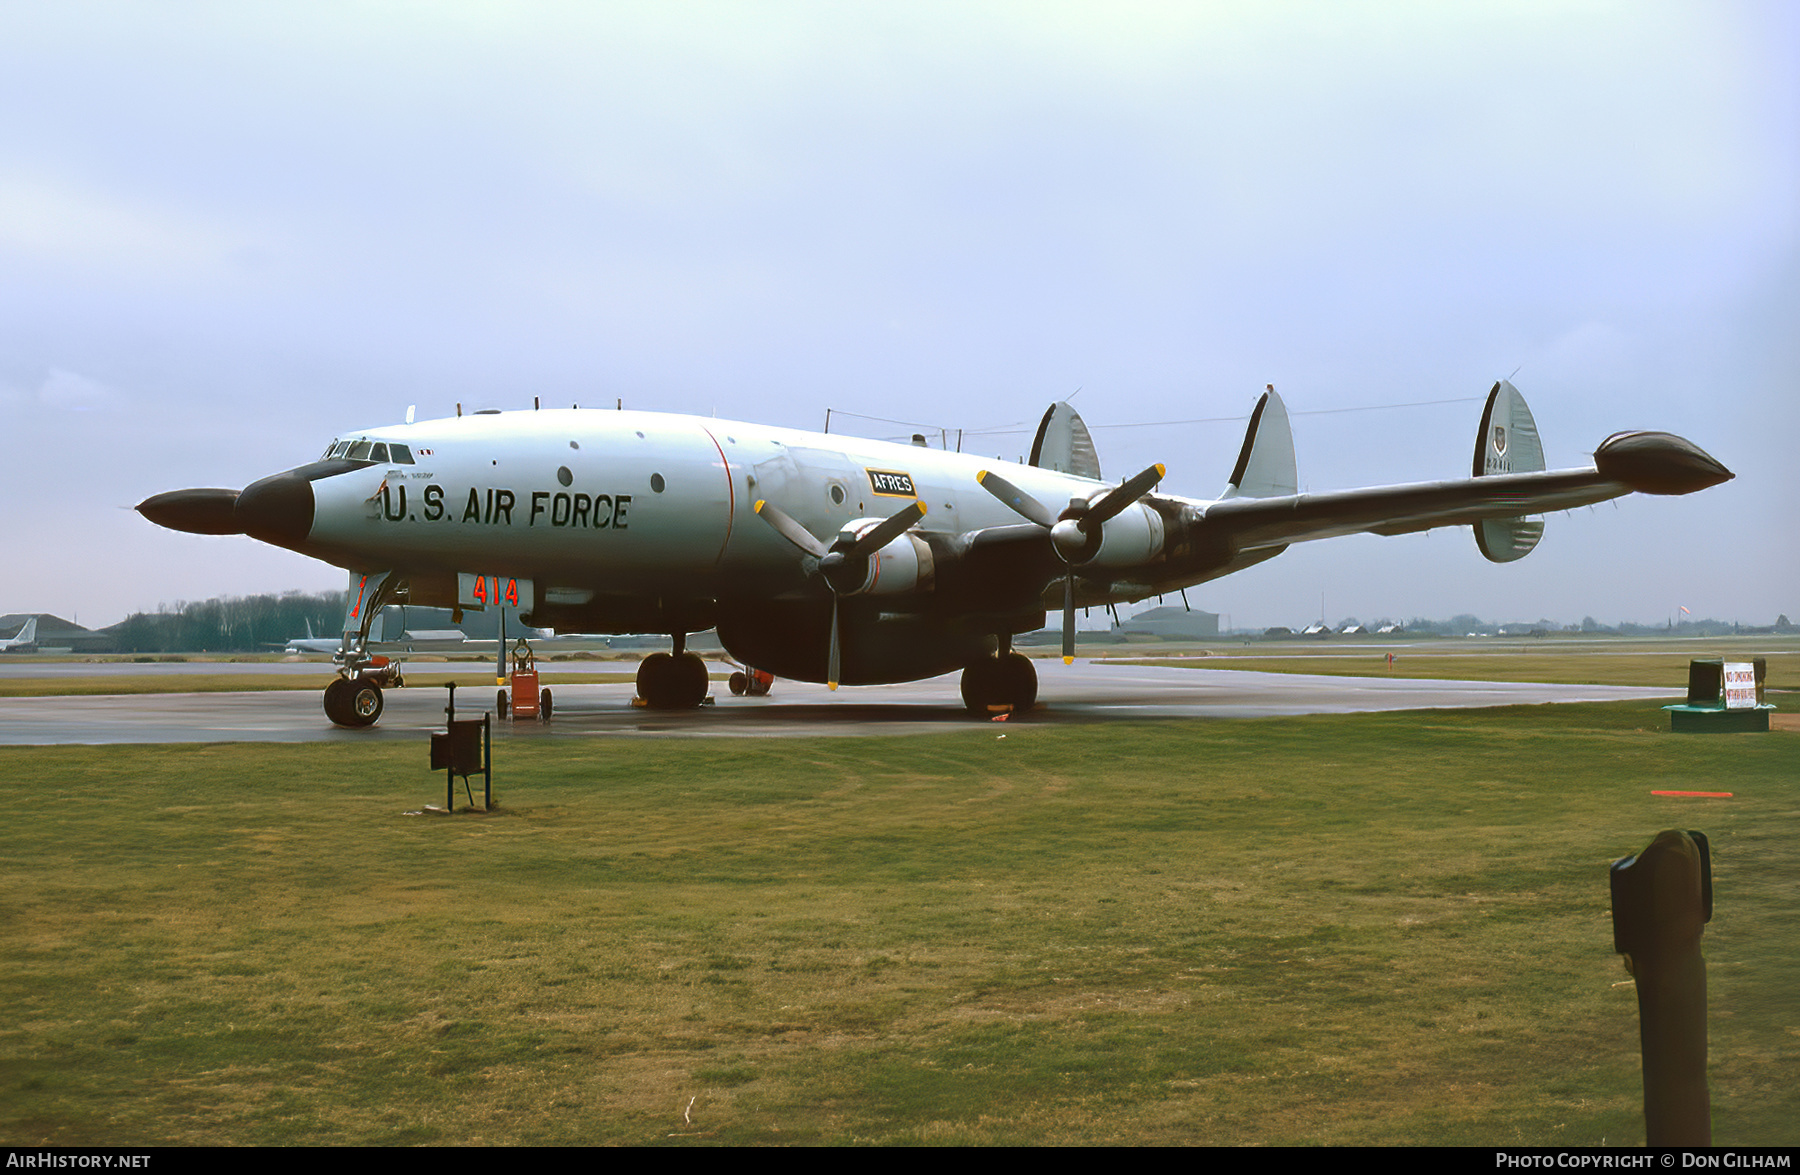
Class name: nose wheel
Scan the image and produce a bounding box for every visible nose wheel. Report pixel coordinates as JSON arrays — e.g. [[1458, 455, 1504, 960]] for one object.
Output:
[[324, 675, 386, 728], [961, 652, 1037, 716]]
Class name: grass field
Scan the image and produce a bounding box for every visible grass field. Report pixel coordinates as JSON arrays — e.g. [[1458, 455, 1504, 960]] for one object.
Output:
[[2, 703, 1795, 1146], [1107, 652, 1800, 692]]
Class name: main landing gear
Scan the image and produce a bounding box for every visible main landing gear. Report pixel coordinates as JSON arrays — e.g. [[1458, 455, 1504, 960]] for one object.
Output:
[[960, 649, 1038, 716], [636, 632, 711, 709]]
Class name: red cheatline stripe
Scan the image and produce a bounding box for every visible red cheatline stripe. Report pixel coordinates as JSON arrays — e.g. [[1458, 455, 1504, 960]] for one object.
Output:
[[1650, 791, 1733, 798]]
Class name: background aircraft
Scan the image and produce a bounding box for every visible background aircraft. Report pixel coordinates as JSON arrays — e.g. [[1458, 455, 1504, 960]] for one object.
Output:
[[0, 618, 40, 654], [137, 381, 1730, 727]]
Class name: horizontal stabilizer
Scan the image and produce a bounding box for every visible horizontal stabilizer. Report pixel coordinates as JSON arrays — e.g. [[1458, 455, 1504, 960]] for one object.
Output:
[[1221, 386, 1297, 499], [1471, 380, 1545, 563]]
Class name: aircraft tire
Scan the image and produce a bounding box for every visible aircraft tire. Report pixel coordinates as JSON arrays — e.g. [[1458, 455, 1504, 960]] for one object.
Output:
[[540, 688, 553, 721], [674, 652, 710, 708], [728, 671, 747, 696], [497, 690, 509, 720], [347, 678, 384, 727], [637, 652, 675, 707], [323, 677, 354, 727], [1002, 652, 1038, 712], [960, 658, 1003, 715]]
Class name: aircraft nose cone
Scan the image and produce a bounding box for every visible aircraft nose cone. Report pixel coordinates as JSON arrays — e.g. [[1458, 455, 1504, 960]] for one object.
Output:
[[136, 488, 244, 535], [235, 470, 316, 548]]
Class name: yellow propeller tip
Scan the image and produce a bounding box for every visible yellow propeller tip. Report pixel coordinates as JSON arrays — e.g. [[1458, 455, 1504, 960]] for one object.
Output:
[[1063, 656, 1074, 665], [828, 682, 839, 691], [754, 499, 766, 512]]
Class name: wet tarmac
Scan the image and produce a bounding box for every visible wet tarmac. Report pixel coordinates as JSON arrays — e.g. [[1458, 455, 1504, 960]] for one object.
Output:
[[0, 658, 1677, 745]]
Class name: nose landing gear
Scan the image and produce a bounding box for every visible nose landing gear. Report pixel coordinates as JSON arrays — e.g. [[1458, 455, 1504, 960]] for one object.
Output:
[[324, 671, 392, 727], [322, 569, 404, 729]]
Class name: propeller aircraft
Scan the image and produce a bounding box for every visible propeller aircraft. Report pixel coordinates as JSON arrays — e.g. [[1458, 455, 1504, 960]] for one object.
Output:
[[137, 381, 1732, 727]]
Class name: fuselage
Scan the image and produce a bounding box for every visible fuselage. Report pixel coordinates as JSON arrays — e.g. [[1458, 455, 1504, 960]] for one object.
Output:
[[249, 407, 1154, 619]]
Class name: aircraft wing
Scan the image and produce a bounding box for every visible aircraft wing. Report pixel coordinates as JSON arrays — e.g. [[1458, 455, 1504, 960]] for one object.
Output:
[[1189, 429, 1730, 552]]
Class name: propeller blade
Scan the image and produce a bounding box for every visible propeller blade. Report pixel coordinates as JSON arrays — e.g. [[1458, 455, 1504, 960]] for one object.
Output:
[[1083, 463, 1166, 529], [827, 593, 840, 690], [846, 500, 927, 559], [976, 470, 1057, 529], [1062, 573, 1075, 664], [754, 499, 829, 558]]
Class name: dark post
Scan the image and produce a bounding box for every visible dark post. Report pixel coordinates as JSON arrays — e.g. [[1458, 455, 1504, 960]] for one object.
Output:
[[483, 711, 492, 809], [1611, 829, 1712, 1146], [445, 682, 457, 812]]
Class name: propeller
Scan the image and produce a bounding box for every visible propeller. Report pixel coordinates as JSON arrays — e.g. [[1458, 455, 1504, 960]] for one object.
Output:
[[977, 463, 1166, 664], [754, 498, 927, 688]]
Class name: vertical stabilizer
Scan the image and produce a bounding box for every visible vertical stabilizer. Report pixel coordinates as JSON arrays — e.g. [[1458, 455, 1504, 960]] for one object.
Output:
[[1220, 386, 1298, 499], [1029, 401, 1102, 480], [1472, 379, 1546, 562]]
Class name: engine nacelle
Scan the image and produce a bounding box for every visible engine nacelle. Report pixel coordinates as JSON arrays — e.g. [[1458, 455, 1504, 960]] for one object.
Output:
[[831, 520, 935, 596], [1078, 501, 1166, 568]]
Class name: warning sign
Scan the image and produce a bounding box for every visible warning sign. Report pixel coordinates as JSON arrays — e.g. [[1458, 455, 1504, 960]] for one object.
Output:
[[1723, 662, 1757, 709]]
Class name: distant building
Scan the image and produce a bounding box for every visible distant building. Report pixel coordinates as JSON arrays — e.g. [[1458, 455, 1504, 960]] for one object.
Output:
[[1111, 605, 1219, 639]]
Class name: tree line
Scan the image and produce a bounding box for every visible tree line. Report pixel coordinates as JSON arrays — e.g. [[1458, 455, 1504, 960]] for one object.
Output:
[[106, 591, 346, 653]]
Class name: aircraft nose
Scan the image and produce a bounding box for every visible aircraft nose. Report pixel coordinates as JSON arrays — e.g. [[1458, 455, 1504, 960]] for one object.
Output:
[[135, 488, 244, 535], [235, 470, 316, 548]]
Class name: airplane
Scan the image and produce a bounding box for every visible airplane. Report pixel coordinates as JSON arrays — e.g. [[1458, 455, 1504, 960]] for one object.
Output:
[[274, 616, 473, 655], [0, 617, 40, 654], [276, 618, 344, 655], [135, 380, 1733, 728]]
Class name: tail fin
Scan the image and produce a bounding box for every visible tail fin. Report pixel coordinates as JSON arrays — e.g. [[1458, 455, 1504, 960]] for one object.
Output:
[[1029, 401, 1102, 480], [1471, 379, 1546, 562], [16, 618, 36, 645], [1221, 386, 1297, 499]]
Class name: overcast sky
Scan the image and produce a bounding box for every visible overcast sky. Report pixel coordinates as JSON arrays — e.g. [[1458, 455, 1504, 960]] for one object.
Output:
[[2, 1, 1794, 631]]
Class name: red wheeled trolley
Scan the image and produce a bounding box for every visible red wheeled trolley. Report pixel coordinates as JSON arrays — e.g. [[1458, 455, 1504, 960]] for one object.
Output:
[[727, 666, 774, 697], [496, 638, 552, 721]]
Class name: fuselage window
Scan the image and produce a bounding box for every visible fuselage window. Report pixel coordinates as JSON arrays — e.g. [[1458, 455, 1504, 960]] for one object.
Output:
[[389, 444, 414, 464], [370, 443, 389, 463], [347, 441, 372, 460]]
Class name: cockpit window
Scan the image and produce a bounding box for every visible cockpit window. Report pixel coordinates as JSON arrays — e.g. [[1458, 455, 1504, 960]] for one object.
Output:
[[389, 444, 415, 465], [347, 441, 372, 460], [327, 441, 352, 459], [370, 443, 389, 463], [321, 441, 338, 460]]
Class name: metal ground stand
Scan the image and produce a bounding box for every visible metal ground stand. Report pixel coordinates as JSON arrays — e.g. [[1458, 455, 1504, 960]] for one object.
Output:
[[429, 682, 492, 811]]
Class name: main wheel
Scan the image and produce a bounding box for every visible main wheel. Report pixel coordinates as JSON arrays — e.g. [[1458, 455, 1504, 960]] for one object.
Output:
[[497, 689, 509, 720], [728, 671, 747, 696], [539, 688, 553, 720], [960, 658, 1004, 715], [637, 652, 674, 706], [1001, 652, 1038, 712], [674, 652, 709, 708]]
